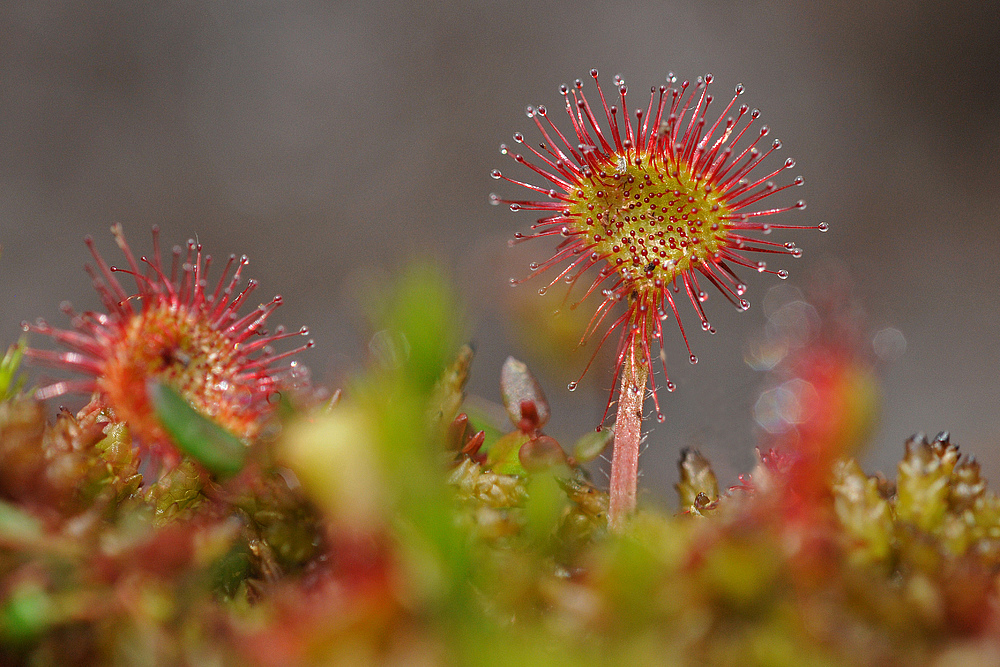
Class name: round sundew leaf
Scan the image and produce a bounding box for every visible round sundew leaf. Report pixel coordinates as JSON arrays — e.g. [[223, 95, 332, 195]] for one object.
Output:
[[148, 381, 247, 478], [519, 435, 569, 473]]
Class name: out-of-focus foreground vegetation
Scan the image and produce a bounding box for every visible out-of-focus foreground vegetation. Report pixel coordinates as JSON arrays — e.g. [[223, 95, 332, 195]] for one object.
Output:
[[2, 265, 1000, 666]]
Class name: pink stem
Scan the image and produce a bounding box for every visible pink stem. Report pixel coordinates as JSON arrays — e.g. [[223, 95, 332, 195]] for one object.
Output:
[[608, 347, 647, 531]]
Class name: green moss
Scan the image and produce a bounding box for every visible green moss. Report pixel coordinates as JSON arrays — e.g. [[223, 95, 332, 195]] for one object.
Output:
[[5, 265, 1000, 666]]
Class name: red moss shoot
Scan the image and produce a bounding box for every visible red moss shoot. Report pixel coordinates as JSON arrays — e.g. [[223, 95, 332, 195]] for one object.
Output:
[[491, 71, 827, 424], [23, 224, 314, 455]]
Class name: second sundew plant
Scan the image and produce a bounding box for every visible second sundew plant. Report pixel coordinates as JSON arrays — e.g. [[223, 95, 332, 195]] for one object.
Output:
[[21, 224, 314, 468], [491, 70, 827, 528]]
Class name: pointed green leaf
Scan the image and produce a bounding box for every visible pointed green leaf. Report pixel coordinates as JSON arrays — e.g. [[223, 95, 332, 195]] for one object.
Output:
[[148, 381, 247, 478]]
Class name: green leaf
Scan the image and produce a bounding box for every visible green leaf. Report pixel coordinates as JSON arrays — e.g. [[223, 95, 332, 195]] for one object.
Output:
[[486, 430, 530, 476], [148, 381, 247, 478], [572, 425, 614, 464], [0, 336, 26, 401]]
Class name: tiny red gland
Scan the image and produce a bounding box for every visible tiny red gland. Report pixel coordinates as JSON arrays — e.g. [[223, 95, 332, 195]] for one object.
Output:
[[492, 71, 827, 423], [23, 224, 314, 460]]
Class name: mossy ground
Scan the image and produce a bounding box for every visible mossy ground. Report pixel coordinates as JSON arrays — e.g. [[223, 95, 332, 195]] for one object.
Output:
[[2, 267, 999, 666]]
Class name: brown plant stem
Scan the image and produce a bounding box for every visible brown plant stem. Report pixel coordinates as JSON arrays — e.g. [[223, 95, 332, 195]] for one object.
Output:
[[608, 347, 648, 531]]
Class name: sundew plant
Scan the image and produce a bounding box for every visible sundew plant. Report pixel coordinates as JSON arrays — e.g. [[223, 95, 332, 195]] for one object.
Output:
[[492, 71, 827, 526], [21, 225, 312, 468], [3, 69, 1000, 667]]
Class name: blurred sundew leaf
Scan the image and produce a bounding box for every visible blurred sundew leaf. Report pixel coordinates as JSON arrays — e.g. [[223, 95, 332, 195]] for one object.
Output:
[[149, 381, 246, 478]]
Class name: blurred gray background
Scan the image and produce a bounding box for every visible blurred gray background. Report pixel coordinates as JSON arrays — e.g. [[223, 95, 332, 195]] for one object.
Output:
[[2, 1, 998, 505]]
